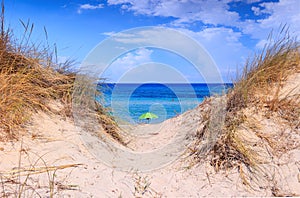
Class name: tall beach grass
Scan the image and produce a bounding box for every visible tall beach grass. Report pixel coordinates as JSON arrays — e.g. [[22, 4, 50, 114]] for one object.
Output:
[[0, 2, 122, 142], [192, 26, 300, 191]]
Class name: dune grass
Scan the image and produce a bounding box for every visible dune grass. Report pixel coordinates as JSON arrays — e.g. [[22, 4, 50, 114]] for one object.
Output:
[[192, 26, 300, 190], [217, 30, 299, 195], [219, 28, 299, 165], [0, 2, 76, 140], [0, 2, 124, 196], [0, 2, 122, 142], [227, 26, 300, 114], [221, 26, 300, 167]]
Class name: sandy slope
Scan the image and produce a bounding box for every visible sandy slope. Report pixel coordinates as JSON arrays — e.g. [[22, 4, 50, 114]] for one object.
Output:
[[0, 110, 298, 197], [0, 106, 251, 197], [0, 74, 299, 197]]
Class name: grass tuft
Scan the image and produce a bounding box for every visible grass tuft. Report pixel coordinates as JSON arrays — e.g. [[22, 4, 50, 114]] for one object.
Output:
[[216, 26, 300, 170], [0, 2, 122, 143], [0, 9, 75, 140], [192, 26, 300, 191], [227, 25, 299, 113]]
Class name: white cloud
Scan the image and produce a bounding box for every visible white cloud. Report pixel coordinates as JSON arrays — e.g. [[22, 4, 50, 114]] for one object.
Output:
[[246, 0, 263, 3], [258, 0, 300, 32], [251, 6, 261, 16], [117, 63, 193, 83], [102, 31, 116, 36], [255, 39, 268, 49], [106, 0, 300, 42], [107, 0, 240, 27], [241, 0, 300, 40], [114, 48, 153, 67], [77, 3, 104, 14], [178, 27, 251, 81], [103, 0, 300, 82], [102, 48, 153, 81], [102, 27, 246, 82]]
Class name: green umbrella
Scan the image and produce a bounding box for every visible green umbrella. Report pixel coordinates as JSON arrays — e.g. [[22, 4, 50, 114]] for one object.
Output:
[[139, 112, 158, 120]]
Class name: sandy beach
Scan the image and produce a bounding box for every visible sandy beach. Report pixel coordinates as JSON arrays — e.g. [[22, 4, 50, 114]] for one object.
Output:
[[1, 73, 299, 197], [1, 2, 300, 196]]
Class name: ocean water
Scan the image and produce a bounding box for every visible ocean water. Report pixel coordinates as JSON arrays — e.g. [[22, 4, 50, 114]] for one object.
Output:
[[98, 83, 232, 124]]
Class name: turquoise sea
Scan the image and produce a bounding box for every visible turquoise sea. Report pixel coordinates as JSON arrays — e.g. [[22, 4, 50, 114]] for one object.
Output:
[[98, 83, 232, 124]]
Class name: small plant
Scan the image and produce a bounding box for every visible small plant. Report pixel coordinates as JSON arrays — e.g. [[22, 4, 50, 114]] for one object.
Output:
[[0, 142, 82, 197], [133, 173, 162, 197]]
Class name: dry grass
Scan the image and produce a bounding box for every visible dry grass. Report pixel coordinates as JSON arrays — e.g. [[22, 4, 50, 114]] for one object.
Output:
[[72, 75, 125, 144], [95, 102, 125, 144], [227, 26, 299, 113], [0, 2, 125, 196], [133, 173, 162, 197], [0, 4, 75, 140], [219, 26, 300, 170], [0, 140, 82, 197], [192, 26, 300, 192], [0, 2, 122, 143]]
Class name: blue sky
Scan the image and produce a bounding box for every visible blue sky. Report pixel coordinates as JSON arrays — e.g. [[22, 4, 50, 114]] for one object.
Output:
[[5, 0, 300, 83]]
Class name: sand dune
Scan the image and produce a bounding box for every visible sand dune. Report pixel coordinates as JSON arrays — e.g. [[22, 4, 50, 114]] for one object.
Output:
[[0, 103, 252, 197], [1, 71, 299, 197], [0, 28, 299, 196]]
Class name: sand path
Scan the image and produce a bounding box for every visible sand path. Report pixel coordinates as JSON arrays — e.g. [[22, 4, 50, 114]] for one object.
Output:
[[1, 74, 299, 196], [0, 105, 256, 197]]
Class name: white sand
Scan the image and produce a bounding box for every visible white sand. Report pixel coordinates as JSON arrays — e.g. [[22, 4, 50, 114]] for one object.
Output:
[[0, 110, 250, 197], [0, 108, 298, 197], [0, 74, 299, 197]]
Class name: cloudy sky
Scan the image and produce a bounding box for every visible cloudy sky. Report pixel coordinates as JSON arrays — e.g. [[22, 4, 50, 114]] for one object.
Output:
[[5, 0, 300, 83]]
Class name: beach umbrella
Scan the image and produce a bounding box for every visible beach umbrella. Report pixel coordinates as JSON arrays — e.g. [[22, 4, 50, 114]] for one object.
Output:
[[139, 112, 158, 120]]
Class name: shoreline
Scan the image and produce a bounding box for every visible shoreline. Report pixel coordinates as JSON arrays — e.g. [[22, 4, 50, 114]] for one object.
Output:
[[100, 83, 233, 124]]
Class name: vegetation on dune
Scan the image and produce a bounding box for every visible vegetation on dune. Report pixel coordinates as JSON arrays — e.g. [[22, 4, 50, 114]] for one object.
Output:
[[0, 2, 124, 196], [214, 26, 300, 167], [0, 3, 121, 143], [192, 26, 300, 192], [0, 8, 75, 140], [1, 0, 299, 195], [227, 26, 300, 114]]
